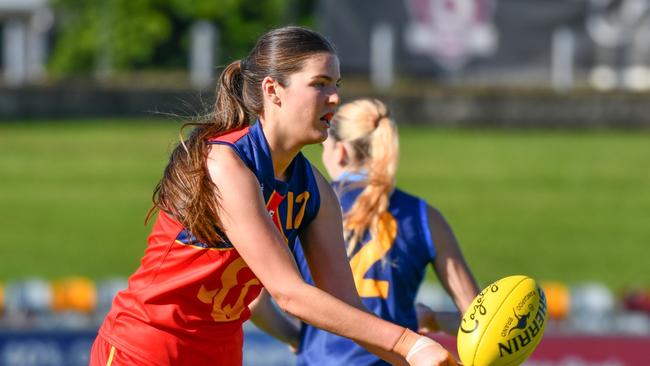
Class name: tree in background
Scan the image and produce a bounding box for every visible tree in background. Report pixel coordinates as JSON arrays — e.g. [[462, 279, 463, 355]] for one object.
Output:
[[49, 0, 171, 77], [49, 0, 315, 78]]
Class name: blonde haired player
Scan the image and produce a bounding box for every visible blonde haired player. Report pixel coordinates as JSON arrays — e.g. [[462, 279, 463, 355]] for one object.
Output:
[[251, 98, 479, 365]]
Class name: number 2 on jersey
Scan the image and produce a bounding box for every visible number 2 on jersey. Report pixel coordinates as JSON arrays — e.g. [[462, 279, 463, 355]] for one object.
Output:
[[349, 213, 397, 299]]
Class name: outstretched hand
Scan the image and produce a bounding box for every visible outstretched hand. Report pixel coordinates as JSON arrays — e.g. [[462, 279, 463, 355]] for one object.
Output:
[[405, 339, 459, 366]]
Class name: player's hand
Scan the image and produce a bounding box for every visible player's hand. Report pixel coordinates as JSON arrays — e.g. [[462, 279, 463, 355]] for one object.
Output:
[[406, 339, 459, 366], [393, 328, 460, 366], [415, 302, 440, 334]]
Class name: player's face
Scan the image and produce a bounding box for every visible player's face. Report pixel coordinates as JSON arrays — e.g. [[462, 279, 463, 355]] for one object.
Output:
[[276, 52, 341, 145]]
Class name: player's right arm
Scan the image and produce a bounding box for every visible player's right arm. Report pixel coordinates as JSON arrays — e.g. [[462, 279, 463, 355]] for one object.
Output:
[[419, 205, 479, 336], [427, 205, 479, 312], [208, 145, 453, 366]]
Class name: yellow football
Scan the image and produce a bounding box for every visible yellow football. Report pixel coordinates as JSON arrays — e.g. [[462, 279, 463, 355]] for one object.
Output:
[[457, 275, 547, 366]]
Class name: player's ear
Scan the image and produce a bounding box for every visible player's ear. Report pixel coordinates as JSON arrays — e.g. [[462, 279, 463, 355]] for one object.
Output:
[[262, 76, 281, 106]]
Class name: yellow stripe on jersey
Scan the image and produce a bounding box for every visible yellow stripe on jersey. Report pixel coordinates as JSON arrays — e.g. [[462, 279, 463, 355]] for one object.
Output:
[[106, 345, 116, 366]]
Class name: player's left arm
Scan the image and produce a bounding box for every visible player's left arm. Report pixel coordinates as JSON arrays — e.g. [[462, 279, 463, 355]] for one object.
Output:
[[299, 167, 412, 364], [248, 288, 301, 350], [298, 166, 365, 309], [425, 205, 480, 332]]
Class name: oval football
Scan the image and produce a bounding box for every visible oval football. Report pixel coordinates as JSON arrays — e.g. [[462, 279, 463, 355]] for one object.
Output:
[[457, 275, 547, 366]]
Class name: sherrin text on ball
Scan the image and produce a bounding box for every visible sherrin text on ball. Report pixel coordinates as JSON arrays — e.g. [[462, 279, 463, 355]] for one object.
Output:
[[457, 275, 547, 366]]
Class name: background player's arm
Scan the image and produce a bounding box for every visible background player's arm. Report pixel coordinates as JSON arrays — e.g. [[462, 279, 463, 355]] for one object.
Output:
[[420, 205, 480, 335], [415, 304, 464, 336], [209, 146, 420, 365]]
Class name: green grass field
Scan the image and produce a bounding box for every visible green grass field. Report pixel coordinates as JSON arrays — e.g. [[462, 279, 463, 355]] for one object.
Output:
[[1, 119, 649, 289]]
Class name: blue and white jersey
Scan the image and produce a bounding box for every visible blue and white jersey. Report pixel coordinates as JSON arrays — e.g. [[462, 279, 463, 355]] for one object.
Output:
[[294, 173, 436, 366]]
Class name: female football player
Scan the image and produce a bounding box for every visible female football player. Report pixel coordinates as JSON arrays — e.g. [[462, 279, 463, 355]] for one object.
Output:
[[89, 27, 457, 366]]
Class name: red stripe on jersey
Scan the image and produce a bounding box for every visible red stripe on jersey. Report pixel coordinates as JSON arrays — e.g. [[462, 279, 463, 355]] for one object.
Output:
[[266, 190, 287, 240], [208, 126, 250, 144]]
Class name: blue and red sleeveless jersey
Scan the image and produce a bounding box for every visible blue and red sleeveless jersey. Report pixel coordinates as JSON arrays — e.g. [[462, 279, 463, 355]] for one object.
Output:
[[99, 121, 320, 365], [294, 174, 435, 366]]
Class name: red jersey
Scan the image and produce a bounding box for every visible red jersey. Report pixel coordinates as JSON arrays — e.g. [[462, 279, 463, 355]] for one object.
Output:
[[98, 122, 321, 365]]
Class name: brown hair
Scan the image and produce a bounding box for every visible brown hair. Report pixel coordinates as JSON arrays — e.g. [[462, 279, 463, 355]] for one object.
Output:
[[328, 98, 399, 254], [147, 26, 336, 245]]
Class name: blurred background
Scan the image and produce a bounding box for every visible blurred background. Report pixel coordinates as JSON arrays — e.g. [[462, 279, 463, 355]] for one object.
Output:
[[1, 0, 649, 365]]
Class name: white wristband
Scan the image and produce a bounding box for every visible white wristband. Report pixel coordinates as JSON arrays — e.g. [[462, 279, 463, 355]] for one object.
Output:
[[405, 336, 437, 363]]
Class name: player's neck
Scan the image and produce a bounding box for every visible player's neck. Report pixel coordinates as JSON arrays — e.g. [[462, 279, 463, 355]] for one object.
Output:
[[258, 118, 300, 181]]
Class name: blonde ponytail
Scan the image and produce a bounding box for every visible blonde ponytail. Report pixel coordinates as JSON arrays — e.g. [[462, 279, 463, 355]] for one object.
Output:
[[329, 99, 399, 254]]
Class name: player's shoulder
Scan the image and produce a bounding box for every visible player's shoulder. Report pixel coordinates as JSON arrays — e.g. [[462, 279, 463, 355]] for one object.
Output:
[[391, 187, 426, 207], [390, 187, 447, 222], [207, 126, 250, 144], [308, 163, 331, 194], [206, 143, 254, 184]]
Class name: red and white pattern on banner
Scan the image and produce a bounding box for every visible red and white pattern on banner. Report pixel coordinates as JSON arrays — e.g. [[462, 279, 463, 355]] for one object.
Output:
[[428, 333, 650, 366]]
